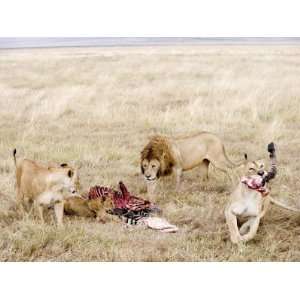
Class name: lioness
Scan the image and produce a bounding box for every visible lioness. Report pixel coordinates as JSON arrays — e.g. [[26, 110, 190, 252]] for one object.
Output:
[[225, 143, 300, 244], [13, 149, 79, 226], [64, 194, 115, 223], [141, 132, 243, 197], [225, 157, 273, 243]]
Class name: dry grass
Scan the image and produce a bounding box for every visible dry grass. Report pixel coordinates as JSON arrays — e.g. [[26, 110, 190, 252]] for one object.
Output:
[[0, 45, 300, 261]]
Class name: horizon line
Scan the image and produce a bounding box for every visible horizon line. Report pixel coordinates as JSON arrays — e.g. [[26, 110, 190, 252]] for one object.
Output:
[[1, 37, 300, 49]]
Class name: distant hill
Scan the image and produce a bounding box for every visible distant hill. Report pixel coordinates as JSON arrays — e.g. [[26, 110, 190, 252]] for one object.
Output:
[[1, 37, 300, 49]]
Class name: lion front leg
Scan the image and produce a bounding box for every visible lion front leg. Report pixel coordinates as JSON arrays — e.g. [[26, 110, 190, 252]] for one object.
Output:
[[259, 197, 270, 218], [96, 208, 110, 223], [225, 203, 245, 244], [146, 180, 157, 201], [175, 167, 182, 191], [37, 204, 45, 224], [54, 200, 64, 227]]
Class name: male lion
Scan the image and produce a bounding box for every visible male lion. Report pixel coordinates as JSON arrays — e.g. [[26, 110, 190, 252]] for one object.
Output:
[[141, 132, 244, 197], [13, 149, 80, 226]]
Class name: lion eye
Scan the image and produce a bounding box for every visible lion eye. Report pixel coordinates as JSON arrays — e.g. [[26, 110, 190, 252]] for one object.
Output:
[[249, 168, 255, 171], [151, 165, 156, 168]]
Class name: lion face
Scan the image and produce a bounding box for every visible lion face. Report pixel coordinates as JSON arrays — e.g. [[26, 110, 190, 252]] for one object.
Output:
[[141, 158, 161, 181], [245, 159, 266, 177], [58, 163, 81, 191], [140, 136, 175, 181], [48, 166, 79, 195]]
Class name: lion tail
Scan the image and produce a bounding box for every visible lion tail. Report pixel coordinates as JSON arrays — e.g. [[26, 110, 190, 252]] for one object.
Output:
[[13, 148, 17, 166], [222, 145, 247, 169], [269, 196, 300, 213]]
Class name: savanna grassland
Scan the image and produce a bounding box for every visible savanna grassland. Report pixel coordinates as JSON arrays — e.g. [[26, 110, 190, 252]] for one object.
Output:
[[0, 45, 300, 261]]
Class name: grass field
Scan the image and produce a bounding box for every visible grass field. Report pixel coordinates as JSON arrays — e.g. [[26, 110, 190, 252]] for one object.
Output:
[[0, 45, 300, 261]]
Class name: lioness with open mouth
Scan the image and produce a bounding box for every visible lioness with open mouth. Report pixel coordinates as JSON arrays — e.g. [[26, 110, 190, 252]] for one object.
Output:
[[140, 132, 244, 198]]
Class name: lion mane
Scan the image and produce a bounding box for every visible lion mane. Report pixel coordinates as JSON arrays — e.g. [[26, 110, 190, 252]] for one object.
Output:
[[141, 135, 176, 178]]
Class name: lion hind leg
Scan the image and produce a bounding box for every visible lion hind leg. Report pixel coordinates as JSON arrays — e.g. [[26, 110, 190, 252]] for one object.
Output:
[[239, 218, 254, 235], [16, 188, 23, 202], [22, 197, 34, 215], [210, 160, 235, 184], [16, 190, 28, 214], [199, 159, 210, 182], [240, 217, 260, 242], [208, 151, 241, 184]]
